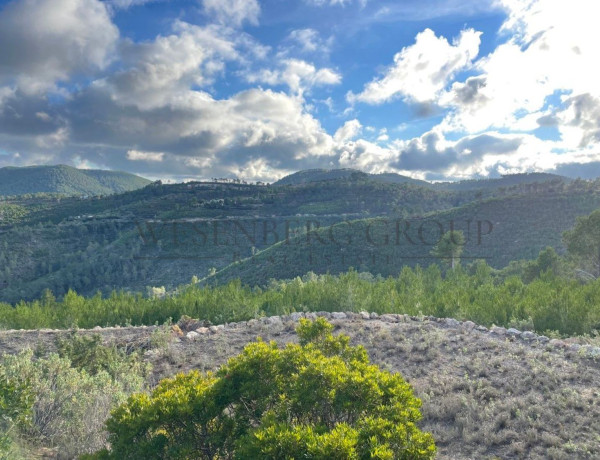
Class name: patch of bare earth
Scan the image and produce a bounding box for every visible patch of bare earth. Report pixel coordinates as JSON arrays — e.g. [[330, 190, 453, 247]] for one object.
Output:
[[2, 313, 600, 459]]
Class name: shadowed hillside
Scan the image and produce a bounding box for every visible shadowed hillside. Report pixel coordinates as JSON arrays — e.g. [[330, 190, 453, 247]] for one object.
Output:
[[0, 165, 151, 196]]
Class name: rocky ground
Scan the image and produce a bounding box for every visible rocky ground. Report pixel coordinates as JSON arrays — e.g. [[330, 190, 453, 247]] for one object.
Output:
[[2, 312, 600, 459]]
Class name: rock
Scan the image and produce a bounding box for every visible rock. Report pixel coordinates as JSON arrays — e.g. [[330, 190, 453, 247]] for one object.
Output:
[[289, 312, 303, 321], [208, 325, 224, 333], [359, 311, 371, 320], [304, 313, 317, 320], [380, 314, 400, 323], [195, 327, 210, 334], [370, 312, 379, 319], [264, 316, 283, 325], [445, 318, 460, 328], [463, 321, 476, 330], [185, 331, 199, 341], [476, 325, 488, 332], [549, 339, 567, 349], [536, 335, 550, 344], [331, 312, 347, 320], [490, 326, 507, 336], [344, 312, 362, 320], [507, 328, 521, 337], [521, 331, 536, 341], [569, 343, 582, 352]]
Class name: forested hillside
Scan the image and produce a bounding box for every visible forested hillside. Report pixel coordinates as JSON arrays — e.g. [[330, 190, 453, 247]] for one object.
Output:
[[0, 170, 594, 303], [0, 165, 151, 196], [212, 184, 600, 286]]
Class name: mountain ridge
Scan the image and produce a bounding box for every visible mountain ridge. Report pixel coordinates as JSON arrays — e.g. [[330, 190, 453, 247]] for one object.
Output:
[[0, 164, 151, 196]]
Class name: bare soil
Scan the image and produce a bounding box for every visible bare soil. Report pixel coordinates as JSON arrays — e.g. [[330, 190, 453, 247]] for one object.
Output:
[[2, 314, 600, 460]]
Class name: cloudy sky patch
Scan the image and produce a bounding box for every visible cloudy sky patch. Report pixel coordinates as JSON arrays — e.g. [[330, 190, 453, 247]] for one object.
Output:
[[0, 0, 598, 182]]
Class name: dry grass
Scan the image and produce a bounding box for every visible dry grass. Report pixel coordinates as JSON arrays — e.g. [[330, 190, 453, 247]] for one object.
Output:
[[2, 316, 600, 459]]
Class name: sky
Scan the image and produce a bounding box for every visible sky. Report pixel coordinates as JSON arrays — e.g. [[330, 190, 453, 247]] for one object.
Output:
[[0, 0, 599, 182]]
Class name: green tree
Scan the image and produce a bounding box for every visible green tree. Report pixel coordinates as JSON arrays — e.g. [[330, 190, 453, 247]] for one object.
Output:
[[563, 209, 600, 279], [431, 230, 465, 269], [86, 318, 436, 460]]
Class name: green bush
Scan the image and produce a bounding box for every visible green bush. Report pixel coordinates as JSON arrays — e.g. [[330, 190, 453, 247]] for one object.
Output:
[[86, 319, 436, 459], [0, 340, 149, 459]]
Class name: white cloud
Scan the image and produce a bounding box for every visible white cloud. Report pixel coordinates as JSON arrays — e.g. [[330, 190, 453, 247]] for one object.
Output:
[[247, 59, 341, 94], [97, 21, 263, 110], [202, 0, 260, 27], [284, 28, 333, 57], [334, 119, 362, 142], [348, 28, 481, 105], [127, 150, 165, 162], [440, 0, 600, 138], [288, 29, 321, 53], [0, 0, 118, 93]]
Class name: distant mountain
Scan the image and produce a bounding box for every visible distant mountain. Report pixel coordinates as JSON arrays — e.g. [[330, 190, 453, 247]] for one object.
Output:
[[433, 173, 570, 191], [0, 165, 151, 196], [274, 169, 571, 192], [274, 168, 430, 187]]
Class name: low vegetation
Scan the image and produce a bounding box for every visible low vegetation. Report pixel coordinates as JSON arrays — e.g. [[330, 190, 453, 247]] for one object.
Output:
[[84, 318, 435, 460], [0, 334, 150, 459], [0, 255, 599, 336]]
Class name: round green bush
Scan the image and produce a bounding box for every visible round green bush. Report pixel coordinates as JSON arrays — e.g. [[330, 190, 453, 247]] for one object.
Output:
[[86, 318, 436, 459]]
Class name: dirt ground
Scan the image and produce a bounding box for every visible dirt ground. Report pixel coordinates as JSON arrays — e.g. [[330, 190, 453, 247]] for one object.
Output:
[[2, 313, 600, 459]]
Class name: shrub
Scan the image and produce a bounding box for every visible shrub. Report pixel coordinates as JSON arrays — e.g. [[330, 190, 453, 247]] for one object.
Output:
[[86, 318, 436, 459], [0, 340, 149, 459]]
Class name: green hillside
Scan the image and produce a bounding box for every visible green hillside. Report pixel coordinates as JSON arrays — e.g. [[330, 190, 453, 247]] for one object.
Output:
[[0, 172, 590, 303], [211, 185, 600, 286], [433, 172, 570, 191], [0, 165, 151, 196], [274, 168, 430, 187]]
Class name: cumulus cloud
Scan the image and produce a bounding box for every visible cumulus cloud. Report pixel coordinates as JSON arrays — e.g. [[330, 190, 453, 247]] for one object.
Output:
[[0, 0, 118, 93], [334, 119, 362, 142], [202, 0, 260, 27], [348, 28, 481, 105], [246, 59, 341, 94], [441, 0, 600, 137], [102, 22, 245, 110], [2, 0, 600, 184]]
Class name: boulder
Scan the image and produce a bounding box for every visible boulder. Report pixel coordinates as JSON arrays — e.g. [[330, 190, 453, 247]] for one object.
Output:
[[490, 326, 507, 336], [507, 328, 521, 337], [331, 312, 347, 320], [444, 318, 460, 328], [520, 331, 536, 341], [185, 331, 199, 341]]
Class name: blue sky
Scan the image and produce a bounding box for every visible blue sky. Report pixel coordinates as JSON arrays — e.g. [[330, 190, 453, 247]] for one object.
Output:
[[0, 0, 599, 182]]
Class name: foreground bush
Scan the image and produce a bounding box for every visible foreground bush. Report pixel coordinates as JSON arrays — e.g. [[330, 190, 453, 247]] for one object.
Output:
[[0, 335, 150, 459], [86, 318, 436, 459]]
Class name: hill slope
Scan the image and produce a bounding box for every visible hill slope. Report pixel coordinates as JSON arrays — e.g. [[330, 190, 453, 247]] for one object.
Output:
[[1, 313, 599, 459], [0, 165, 151, 196], [433, 172, 570, 191], [274, 168, 430, 187], [212, 186, 600, 286]]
